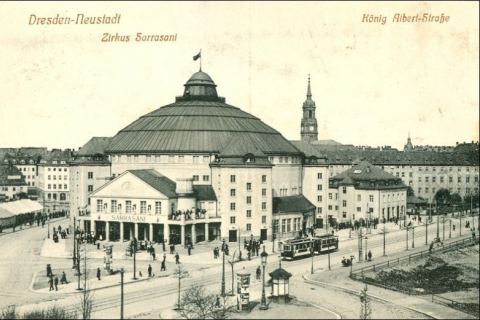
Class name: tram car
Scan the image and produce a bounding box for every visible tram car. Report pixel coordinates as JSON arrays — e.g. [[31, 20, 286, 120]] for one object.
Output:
[[280, 234, 339, 260]]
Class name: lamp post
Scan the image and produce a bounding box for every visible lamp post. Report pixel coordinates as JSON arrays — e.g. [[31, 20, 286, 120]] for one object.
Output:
[[460, 212, 462, 236], [425, 220, 428, 245], [310, 239, 314, 274], [260, 246, 268, 310], [120, 268, 124, 320], [76, 235, 82, 291], [412, 226, 415, 248], [72, 218, 77, 269], [132, 238, 137, 280], [442, 215, 445, 241], [406, 226, 409, 251], [382, 223, 386, 256], [436, 212, 440, 240], [364, 236, 368, 262], [221, 239, 225, 297]]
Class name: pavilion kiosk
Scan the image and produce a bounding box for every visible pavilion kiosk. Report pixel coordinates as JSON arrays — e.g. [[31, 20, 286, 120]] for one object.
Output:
[[269, 262, 292, 303]]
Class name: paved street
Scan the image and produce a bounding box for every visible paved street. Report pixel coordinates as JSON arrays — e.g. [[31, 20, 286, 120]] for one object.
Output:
[[1, 213, 477, 318]]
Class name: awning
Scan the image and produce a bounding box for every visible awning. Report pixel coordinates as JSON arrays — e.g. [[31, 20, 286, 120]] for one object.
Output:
[[273, 195, 315, 214], [0, 199, 43, 218]]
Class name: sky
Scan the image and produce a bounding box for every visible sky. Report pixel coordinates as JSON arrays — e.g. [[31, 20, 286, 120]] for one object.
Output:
[[0, 1, 478, 151]]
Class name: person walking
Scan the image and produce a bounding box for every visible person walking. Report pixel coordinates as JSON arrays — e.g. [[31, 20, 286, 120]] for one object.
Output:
[[97, 267, 101, 280], [256, 266, 261, 280], [367, 250, 372, 262], [175, 252, 180, 264], [48, 276, 54, 291], [187, 243, 192, 256], [54, 276, 59, 291], [60, 271, 68, 284], [162, 240, 166, 252], [148, 264, 152, 277], [161, 260, 166, 272], [152, 250, 156, 261]]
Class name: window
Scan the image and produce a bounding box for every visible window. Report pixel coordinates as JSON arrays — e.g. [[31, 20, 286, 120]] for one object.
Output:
[[230, 189, 236, 196], [357, 194, 361, 201], [286, 218, 292, 232], [458, 177, 462, 183], [466, 176, 470, 183], [357, 207, 361, 212], [281, 219, 286, 233], [342, 200, 347, 207], [418, 177, 422, 182], [48, 175, 51, 180], [140, 201, 146, 214], [246, 223, 251, 231], [88, 172, 93, 179], [262, 215, 266, 224], [449, 176, 453, 183], [246, 210, 252, 218], [87, 185, 93, 192], [328, 205, 333, 210], [126, 201, 132, 213], [262, 175, 267, 183], [440, 177, 444, 183], [48, 184, 51, 190], [246, 196, 252, 204], [328, 193, 332, 200], [425, 177, 429, 183], [318, 184, 322, 191], [432, 187, 436, 194], [401, 172, 405, 178], [193, 175, 199, 181], [230, 175, 236, 183], [230, 216, 236, 224], [53, 184, 56, 190], [262, 188, 267, 197], [155, 201, 162, 214], [246, 183, 252, 191], [203, 175, 209, 182], [475, 176, 479, 183], [230, 203, 236, 211], [425, 187, 429, 193], [97, 200, 103, 212], [53, 175, 56, 180], [369, 195, 374, 202], [342, 212, 347, 218], [418, 188, 422, 194], [409, 172, 413, 178], [342, 186, 346, 194], [111, 200, 117, 213], [64, 184, 67, 189], [261, 202, 267, 210], [317, 195, 322, 202], [317, 207, 322, 213]]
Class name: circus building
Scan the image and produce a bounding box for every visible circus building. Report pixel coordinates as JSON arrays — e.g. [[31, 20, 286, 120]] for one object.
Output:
[[79, 70, 315, 245]]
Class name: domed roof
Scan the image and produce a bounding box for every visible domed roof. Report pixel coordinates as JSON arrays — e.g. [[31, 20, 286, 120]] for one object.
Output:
[[106, 71, 301, 156]]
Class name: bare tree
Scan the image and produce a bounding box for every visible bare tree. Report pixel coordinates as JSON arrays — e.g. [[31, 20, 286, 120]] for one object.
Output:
[[359, 283, 371, 320], [77, 240, 94, 320], [179, 284, 226, 320]]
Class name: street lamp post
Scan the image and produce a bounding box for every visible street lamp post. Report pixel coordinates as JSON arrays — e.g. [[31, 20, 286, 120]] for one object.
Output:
[[442, 215, 445, 241], [120, 268, 124, 320], [364, 236, 368, 262], [412, 227, 415, 248], [436, 213, 440, 239], [460, 212, 462, 236], [221, 239, 225, 297], [382, 223, 386, 256], [260, 246, 268, 310], [425, 220, 428, 245], [72, 218, 77, 269], [132, 238, 137, 280], [310, 239, 314, 274], [406, 226, 409, 251], [449, 219, 452, 239], [76, 236, 82, 291]]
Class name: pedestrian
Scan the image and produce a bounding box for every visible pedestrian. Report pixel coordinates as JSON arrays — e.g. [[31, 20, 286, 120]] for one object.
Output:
[[46, 264, 52, 277], [225, 244, 229, 256], [60, 271, 68, 284], [429, 241, 434, 252], [54, 276, 59, 291], [148, 264, 152, 277], [213, 248, 217, 259], [187, 243, 192, 256], [453, 224, 456, 231], [97, 267, 101, 280], [162, 240, 166, 252], [48, 276, 54, 291], [472, 229, 476, 240], [367, 250, 372, 261], [256, 266, 261, 280], [170, 244, 175, 254], [163, 252, 167, 263], [152, 251, 156, 261], [175, 252, 180, 264], [161, 260, 166, 271]]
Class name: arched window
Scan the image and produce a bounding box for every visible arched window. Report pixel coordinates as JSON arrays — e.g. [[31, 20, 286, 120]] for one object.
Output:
[[243, 153, 255, 163], [309, 110, 313, 118]]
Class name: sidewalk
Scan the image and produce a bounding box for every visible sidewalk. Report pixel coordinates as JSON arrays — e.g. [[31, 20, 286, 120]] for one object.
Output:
[[304, 235, 477, 319], [0, 216, 68, 237]]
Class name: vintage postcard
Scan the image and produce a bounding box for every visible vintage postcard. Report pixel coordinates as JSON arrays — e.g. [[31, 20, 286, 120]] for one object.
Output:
[[0, 1, 478, 319]]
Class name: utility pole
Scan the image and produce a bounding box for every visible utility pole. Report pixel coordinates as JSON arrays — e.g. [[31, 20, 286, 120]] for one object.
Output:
[[406, 226, 409, 251], [120, 268, 124, 320], [382, 223, 386, 256], [310, 239, 314, 274], [132, 238, 137, 280], [425, 220, 428, 245], [221, 241, 225, 297], [364, 236, 368, 262], [460, 212, 462, 236], [358, 227, 363, 262], [72, 218, 76, 269], [442, 215, 445, 241], [449, 219, 452, 239], [412, 226, 415, 248], [436, 213, 440, 239]]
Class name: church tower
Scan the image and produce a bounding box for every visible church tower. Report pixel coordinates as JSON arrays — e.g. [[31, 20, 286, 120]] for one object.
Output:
[[404, 132, 414, 151], [300, 75, 318, 142]]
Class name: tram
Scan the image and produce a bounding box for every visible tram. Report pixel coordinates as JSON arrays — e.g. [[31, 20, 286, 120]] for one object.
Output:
[[280, 234, 339, 260]]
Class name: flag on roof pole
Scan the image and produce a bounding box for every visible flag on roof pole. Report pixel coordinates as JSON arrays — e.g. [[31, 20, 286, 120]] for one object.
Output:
[[193, 51, 201, 61]]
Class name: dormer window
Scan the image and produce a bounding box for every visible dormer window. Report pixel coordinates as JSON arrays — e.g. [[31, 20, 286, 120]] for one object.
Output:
[[244, 153, 255, 163]]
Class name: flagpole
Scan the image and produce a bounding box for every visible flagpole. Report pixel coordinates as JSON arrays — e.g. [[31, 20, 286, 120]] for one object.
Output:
[[199, 49, 202, 71]]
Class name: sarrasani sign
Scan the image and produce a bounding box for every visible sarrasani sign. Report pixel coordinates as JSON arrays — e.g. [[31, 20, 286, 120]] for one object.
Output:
[[110, 214, 147, 223]]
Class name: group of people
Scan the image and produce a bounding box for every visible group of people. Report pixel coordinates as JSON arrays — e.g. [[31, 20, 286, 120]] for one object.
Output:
[[46, 264, 69, 292], [52, 225, 68, 243], [244, 238, 261, 259]]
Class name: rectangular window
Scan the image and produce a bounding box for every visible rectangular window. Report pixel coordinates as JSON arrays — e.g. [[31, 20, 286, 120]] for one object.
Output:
[[246, 223, 251, 231], [317, 195, 322, 202], [97, 199, 103, 212], [357, 194, 361, 201], [262, 188, 267, 196], [328, 193, 332, 200], [261, 202, 267, 210], [246, 210, 252, 218], [449, 176, 453, 183], [281, 219, 286, 233], [317, 207, 322, 213], [466, 176, 470, 183], [425, 177, 429, 183], [155, 201, 162, 214], [53, 184, 56, 189], [418, 188, 422, 194], [140, 201, 147, 214], [246, 183, 252, 191], [317, 173, 323, 179], [230, 216, 236, 224], [418, 177, 422, 182], [193, 175, 199, 181], [262, 175, 267, 183], [458, 177, 462, 183], [87, 185, 93, 192], [369, 195, 374, 202], [262, 215, 266, 224], [111, 200, 117, 213], [318, 184, 322, 191], [425, 187, 429, 193], [48, 184, 51, 190], [440, 177, 444, 183], [342, 200, 347, 207], [126, 200, 132, 213], [246, 196, 252, 204], [286, 218, 291, 232], [64, 184, 67, 189], [230, 189, 236, 197], [230, 203, 236, 211], [342, 186, 346, 194], [203, 175, 209, 182], [357, 207, 361, 212], [432, 187, 436, 194], [88, 172, 93, 179], [230, 175, 236, 183]]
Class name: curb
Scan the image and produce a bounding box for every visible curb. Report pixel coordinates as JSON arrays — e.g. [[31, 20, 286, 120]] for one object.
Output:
[[302, 274, 437, 319], [295, 297, 342, 319]]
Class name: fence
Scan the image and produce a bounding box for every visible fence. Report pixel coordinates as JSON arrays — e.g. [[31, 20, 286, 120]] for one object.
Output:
[[350, 235, 479, 287], [432, 294, 480, 317]]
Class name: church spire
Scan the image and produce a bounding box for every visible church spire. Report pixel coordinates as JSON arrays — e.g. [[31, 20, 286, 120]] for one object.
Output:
[[300, 74, 318, 142], [307, 74, 312, 98]]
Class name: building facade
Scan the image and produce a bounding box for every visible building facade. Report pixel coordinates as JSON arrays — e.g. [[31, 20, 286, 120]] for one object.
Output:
[[0, 165, 28, 201]]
